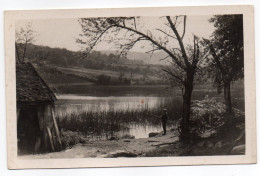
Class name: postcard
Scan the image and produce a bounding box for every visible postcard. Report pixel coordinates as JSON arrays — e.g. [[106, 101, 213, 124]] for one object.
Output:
[[5, 5, 256, 169]]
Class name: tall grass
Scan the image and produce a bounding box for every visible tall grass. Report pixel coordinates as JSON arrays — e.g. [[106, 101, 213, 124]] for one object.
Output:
[[56, 98, 182, 138]]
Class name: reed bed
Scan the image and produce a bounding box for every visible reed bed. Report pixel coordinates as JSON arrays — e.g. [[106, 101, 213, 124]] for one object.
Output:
[[56, 98, 182, 137]]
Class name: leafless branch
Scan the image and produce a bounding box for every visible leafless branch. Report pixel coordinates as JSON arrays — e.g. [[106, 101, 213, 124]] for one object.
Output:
[[166, 16, 190, 68], [133, 17, 137, 30], [159, 55, 170, 61], [162, 68, 183, 83], [181, 16, 186, 40], [156, 29, 177, 39], [112, 23, 187, 70], [145, 48, 160, 54]]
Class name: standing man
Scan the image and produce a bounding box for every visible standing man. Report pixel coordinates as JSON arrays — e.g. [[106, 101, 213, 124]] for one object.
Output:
[[161, 109, 168, 135]]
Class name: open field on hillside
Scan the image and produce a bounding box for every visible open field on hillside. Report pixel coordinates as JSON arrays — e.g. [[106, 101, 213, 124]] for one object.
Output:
[[52, 65, 160, 81]]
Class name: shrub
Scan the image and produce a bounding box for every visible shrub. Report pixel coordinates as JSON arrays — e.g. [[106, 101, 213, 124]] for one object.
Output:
[[97, 74, 111, 85], [191, 98, 245, 126], [60, 130, 83, 149], [121, 134, 135, 139], [191, 98, 225, 120]]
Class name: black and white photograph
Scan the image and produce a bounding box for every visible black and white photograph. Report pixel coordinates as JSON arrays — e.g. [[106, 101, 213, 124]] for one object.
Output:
[[4, 6, 256, 168]]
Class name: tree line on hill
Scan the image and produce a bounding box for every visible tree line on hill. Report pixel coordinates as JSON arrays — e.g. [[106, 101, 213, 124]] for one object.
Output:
[[16, 43, 160, 75]]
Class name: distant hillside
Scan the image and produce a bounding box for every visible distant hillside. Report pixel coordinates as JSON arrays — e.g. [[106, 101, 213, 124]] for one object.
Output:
[[127, 51, 169, 65], [99, 50, 169, 65], [18, 44, 243, 95], [21, 44, 168, 86], [24, 44, 165, 69]]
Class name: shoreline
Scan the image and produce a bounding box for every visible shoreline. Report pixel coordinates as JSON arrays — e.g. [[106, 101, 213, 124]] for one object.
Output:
[[19, 130, 180, 159], [18, 126, 245, 159]]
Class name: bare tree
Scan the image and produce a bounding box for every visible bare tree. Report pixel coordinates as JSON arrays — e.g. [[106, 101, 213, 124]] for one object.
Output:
[[77, 16, 202, 139], [15, 22, 36, 64]]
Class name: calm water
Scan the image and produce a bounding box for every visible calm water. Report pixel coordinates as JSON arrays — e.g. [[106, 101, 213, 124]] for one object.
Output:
[[55, 84, 244, 139]]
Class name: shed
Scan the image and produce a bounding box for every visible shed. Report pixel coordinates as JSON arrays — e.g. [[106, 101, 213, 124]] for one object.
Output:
[[16, 62, 61, 154]]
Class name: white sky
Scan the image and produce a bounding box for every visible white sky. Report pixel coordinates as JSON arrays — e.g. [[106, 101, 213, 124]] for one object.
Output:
[[15, 16, 216, 52]]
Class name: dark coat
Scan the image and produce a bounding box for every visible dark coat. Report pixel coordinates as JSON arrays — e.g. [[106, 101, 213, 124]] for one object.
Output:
[[161, 114, 168, 121]]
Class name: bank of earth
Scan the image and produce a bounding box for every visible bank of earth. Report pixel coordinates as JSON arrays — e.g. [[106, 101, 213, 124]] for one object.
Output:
[[20, 126, 245, 159]]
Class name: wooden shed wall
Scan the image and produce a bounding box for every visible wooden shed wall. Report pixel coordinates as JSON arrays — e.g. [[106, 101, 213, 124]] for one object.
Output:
[[17, 102, 61, 154]]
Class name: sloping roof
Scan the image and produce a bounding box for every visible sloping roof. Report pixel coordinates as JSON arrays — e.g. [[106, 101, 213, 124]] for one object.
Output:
[[16, 62, 56, 103]]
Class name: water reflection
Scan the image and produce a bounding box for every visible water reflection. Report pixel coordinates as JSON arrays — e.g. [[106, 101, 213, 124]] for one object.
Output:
[[81, 124, 175, 140]]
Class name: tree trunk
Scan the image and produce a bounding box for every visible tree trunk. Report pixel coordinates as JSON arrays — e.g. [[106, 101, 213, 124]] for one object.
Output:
[[22, 42, 27, 63], [15, 43, 21, 64], [181, 72, 194, 140], [224, 81, 232, 114]]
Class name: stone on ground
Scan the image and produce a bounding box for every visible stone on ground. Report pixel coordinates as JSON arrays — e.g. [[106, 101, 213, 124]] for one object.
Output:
[[106, 150, 138, 158], [149, 132, 159, 137], [230, 144, 245, 155]]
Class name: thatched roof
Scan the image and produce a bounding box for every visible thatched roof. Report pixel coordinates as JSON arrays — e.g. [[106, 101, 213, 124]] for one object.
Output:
[[16, 62, 56, 103]]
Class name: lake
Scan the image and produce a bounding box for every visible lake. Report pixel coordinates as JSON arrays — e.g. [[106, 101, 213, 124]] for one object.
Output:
[[55, 84, 244, 139]]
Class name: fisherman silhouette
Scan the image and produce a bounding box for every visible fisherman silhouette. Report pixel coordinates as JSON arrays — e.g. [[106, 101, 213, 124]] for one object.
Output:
[[161, 109, 168, 135]]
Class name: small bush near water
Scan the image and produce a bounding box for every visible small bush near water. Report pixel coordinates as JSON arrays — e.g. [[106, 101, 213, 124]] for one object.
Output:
[[191, 98, 245, 125], [60, 130, 80, 149], [60, 130, 87, 149]]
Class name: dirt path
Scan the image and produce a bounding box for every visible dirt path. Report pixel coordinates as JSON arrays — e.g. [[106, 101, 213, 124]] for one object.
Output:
[[18, 127, 245, 159], [19, 130, 179, 159]]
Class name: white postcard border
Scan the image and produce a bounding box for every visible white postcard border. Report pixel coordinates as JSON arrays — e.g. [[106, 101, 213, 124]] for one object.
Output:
[[4, 5, 256, 169]]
